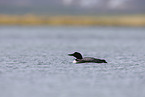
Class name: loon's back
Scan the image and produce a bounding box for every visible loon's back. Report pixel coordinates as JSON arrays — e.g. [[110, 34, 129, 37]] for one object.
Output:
[[76, 57, 107, 63]]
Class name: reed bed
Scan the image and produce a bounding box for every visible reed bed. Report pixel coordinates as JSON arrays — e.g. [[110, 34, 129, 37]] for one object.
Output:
[[0, 14, 145, 26]]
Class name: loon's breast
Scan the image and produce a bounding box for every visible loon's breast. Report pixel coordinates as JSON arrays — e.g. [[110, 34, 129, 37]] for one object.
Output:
[[75, 57, 107, 63]]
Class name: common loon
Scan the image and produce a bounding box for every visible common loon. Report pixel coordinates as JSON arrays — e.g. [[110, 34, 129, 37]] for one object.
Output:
[[68, 52, 107, 63]]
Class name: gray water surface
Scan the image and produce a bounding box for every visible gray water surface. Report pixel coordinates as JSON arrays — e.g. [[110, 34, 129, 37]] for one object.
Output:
[[0, 26, 145, 97]]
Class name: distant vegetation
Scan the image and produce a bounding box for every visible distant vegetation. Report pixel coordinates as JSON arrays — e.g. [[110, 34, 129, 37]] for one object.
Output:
[[0, 14, 145, 26]]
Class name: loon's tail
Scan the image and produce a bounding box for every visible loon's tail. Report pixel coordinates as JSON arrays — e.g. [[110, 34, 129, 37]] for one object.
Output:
[[102, 60, 107, 63]]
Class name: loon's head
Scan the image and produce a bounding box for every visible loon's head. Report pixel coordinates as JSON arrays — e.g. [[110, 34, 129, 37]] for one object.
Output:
[[68, 52, 83, 59]]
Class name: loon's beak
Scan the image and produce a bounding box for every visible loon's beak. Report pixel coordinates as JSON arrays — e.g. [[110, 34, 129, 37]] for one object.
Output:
[[68, 53, 74, 56]]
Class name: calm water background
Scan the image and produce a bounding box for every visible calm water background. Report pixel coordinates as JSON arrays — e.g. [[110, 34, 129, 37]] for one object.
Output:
[[0, 26, 145, 97]]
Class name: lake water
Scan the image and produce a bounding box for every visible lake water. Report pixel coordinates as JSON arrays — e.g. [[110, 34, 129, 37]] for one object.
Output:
[[0, 26, 145, 97]]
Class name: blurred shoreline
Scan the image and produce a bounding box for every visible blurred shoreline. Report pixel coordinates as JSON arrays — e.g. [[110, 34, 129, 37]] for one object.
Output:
[[0, 14, 145, 27]]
